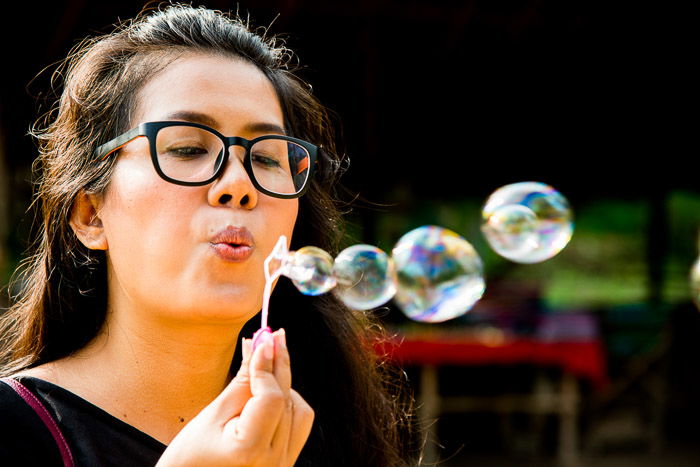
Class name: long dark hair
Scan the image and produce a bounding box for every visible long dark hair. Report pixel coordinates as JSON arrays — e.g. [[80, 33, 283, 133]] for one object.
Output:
[[0, 3, 417, 465]]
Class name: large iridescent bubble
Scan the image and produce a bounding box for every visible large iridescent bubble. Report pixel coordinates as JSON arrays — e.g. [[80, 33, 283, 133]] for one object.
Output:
[[481, 182, 573, 263], [333, 244, 397, 310], [392, 225, 485, 323]]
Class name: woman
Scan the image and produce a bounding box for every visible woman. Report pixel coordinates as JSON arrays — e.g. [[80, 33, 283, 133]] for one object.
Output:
[[0, 4, 416, 466]]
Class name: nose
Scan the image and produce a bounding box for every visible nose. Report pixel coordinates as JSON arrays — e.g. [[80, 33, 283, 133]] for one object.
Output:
[[207, 146, 258, 209]]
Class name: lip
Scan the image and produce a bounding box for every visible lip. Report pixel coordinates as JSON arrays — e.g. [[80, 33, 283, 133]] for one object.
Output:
[[209, 226, 255, 262]]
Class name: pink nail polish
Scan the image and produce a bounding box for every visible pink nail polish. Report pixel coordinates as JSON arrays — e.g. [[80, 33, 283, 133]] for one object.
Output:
[[252, 326, 272, 352]]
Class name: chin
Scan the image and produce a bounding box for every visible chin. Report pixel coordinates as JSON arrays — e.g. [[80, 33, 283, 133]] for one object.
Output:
[[185, 297, 260, 323]]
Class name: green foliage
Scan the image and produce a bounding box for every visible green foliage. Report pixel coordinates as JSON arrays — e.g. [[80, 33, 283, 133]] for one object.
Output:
[[369, 194, 657, 309]]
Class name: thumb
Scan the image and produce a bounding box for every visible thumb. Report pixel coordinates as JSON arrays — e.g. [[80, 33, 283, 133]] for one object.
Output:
[[207, 338, 254, 419]]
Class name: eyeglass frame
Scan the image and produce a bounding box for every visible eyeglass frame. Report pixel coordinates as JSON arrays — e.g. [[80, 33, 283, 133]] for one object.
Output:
[[94, 120, 318, 199]]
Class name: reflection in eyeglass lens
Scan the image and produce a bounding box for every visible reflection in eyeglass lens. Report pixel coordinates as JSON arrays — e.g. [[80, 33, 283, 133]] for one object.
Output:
[[252, 140, 309, 195]]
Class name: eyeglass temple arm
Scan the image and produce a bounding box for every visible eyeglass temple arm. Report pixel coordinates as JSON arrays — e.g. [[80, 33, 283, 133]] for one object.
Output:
[[94, 126, 145, 160]]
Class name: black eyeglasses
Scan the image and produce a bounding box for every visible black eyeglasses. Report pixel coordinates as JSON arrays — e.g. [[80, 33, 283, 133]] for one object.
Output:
[[94, 121, 318, 199]]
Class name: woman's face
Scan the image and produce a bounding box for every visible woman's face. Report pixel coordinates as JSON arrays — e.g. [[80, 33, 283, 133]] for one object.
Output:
[[95, 53, 298, 325]]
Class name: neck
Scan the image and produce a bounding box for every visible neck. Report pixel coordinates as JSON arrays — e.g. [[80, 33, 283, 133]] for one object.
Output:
[[54, 303, 246, 444]]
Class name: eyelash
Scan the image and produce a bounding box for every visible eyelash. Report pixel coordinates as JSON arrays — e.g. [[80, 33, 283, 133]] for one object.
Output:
[[252, 153, 282, 168]]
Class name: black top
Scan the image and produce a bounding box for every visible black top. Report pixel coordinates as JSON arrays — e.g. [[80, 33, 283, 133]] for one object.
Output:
[[0, 376, 166, 466]]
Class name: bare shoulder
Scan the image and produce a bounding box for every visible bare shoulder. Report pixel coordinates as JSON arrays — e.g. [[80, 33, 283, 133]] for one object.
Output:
[[10, 358, 111, 410], [11, 361, 65, 385]]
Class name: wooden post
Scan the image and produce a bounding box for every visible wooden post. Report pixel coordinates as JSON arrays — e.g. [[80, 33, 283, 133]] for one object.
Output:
[[418, 364, 440, 465], [558, 372, 580, 467]]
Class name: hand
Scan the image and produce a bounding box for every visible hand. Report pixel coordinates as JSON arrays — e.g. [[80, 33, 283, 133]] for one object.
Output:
[[156, 329, 315, 467]]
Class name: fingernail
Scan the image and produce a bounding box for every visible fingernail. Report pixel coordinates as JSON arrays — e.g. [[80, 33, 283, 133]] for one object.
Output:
[[242, 338, 251, 361], [262, 332, 274, 360], [278, 328, 287, 350]]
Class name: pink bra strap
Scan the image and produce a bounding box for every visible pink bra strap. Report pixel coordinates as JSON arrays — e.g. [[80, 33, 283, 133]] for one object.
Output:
[[1, 377, 75, 467]]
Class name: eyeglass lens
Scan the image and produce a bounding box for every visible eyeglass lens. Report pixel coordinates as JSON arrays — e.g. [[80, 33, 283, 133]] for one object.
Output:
[[155, 125, 311, 194]]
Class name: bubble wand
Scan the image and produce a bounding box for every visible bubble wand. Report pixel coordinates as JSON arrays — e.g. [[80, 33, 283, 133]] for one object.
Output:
[[251, 235, 289, 350]]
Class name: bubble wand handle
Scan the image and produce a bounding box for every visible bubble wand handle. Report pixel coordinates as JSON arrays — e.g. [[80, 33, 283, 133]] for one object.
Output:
[[252, 236, 289, 350]]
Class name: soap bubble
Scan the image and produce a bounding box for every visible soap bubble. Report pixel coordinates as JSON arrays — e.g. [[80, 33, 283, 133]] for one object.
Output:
[[691, 256, 700, 311], [392, 225, 485, 323], [333, 245, 397, 310], [483, 204, 539, 259], [286, 246, 336, 296], [482, 181, 573, 263]]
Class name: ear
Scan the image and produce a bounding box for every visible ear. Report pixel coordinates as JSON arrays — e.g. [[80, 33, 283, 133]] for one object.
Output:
[[69, 190, 108, 250]]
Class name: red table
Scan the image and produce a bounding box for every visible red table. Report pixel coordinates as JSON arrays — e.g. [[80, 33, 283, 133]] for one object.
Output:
[[377, 327, 608, 466], [378, 333, 608, 388]]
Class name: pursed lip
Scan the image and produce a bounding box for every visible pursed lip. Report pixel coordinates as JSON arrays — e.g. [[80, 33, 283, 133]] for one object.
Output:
[[209, 226, 255, 262]]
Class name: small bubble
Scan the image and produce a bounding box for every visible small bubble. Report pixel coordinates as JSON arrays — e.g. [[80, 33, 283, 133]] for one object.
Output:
[[286, 246, 336, 295], [333, 244, 397, 310]]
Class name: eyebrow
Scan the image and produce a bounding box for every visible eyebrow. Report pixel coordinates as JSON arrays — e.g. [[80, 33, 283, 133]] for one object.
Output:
[[164, 110, 287, 136]]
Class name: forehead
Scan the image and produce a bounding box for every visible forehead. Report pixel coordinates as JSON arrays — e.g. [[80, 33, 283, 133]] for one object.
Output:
[[132, 53, 284, 132]]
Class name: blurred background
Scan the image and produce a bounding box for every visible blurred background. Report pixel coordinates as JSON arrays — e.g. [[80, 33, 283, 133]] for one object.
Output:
[[0, 1, 693, 466]]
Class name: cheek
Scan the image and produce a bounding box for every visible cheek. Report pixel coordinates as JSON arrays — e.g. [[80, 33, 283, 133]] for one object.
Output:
[[283, 199, 299, 235], [267, 198, 299, 242], [100, 160, 196, 268]]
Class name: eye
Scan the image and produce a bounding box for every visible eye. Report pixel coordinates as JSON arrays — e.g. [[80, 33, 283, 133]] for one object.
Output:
[[165, 145, 209, 158], [252, 151, 282, 168]]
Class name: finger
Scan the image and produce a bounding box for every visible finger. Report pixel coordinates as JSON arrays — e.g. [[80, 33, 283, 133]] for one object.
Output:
[[286, 389, 315, 464], [207, 338, 253, 419], [231, 332, 285, 448], [270, 329, 293, 455], [270, 396, 293, 460], [273, 329, 292, 397]]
